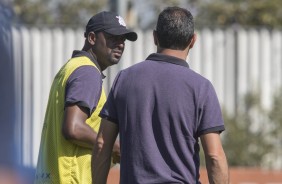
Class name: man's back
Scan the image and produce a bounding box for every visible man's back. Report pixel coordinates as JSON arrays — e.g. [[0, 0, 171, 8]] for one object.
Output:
[[93, 7, 228, 184], [103, 53, 224, 183]]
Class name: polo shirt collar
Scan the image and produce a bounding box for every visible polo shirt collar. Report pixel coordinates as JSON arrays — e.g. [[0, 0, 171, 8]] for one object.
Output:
[[71, 50, 106, 78], [146, 53, 189, 68]]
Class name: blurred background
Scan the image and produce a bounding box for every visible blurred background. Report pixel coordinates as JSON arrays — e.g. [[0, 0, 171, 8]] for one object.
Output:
[[1, 0, 282, 183]]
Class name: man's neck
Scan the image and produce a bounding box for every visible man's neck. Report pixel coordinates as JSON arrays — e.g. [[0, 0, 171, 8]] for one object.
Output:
[[157, 48, 188, 61]]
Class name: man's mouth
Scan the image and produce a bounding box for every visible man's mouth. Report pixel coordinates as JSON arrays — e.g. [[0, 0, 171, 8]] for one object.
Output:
[[113, 50, 123, 57]]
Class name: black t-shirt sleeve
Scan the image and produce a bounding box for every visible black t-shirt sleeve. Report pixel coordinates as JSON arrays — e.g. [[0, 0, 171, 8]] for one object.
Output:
[[197, 81, 225, 136], [65, 65, 102, 116], [99, 71, 123, 124]]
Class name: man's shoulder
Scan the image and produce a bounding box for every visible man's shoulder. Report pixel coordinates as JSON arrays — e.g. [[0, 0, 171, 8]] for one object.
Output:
[[123, 60, 150, 71], [65, 56, 100, 74], [68, 56, 95, 66]]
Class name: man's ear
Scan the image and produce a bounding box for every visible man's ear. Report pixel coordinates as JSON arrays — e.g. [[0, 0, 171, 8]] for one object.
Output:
[[87, 31, 96, 45], [153, 30, 158, 46], [188, 33, 197, 49]]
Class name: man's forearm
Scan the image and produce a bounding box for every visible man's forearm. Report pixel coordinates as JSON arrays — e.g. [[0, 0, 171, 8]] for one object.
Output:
[[206, 153, 229, 184], [92, 118, 119, 184], [92, 140, 112, 184], [63, 120, 98, 149], [91, 153, 112, 184]]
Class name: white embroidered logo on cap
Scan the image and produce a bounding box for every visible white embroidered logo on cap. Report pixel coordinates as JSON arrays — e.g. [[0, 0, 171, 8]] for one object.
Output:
[[116, 16, 126, 27]]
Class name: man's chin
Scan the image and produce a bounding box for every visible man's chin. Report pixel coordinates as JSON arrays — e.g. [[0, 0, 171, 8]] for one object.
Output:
[[110, 58, 121, 65]]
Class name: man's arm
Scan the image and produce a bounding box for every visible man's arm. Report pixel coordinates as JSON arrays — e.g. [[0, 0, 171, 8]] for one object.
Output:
[[62, 104, 97, 149], [92, 118, 119, 184], [200, 132, 229, 184]]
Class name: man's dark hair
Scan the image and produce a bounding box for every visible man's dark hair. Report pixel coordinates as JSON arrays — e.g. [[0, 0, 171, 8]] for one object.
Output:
[[156, 7, 194, 50]]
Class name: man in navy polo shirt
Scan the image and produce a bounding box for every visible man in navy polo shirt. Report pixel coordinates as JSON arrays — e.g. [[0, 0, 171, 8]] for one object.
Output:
[[92, 7, 229, 184]]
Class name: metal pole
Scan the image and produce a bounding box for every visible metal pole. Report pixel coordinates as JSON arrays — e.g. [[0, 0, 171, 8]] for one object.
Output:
[[110, 0, 128, 18]]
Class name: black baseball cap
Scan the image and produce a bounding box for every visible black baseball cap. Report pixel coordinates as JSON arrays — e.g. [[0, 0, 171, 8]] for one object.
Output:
[[85, 11, 137, 41]]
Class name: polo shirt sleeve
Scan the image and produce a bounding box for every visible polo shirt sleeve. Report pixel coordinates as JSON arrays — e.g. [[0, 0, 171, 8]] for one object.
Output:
[[65, 65, 102, 116], [99, 71, 122, 124], [197, 81, 225, 136]]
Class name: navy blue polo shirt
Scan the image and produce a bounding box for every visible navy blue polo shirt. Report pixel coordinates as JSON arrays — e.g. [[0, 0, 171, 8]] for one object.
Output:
[[100, 53, 225, 184]]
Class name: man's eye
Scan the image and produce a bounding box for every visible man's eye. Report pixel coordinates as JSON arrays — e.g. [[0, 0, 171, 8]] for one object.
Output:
[[106, 35, 113, 39]]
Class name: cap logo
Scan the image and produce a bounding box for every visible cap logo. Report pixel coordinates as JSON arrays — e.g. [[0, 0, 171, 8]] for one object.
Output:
[[116, 16, 126, 27]]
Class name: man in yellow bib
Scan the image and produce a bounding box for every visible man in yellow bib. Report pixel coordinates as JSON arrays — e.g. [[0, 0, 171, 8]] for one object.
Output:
[[35, 11, 137, 184]]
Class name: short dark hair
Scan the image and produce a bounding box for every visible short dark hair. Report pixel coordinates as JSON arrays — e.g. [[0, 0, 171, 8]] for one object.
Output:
[[156, 7, 194, 50]]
